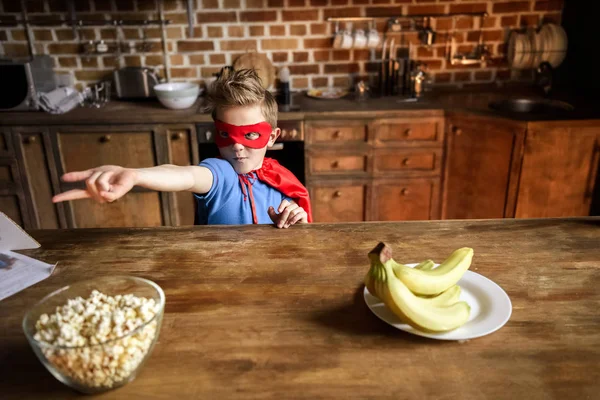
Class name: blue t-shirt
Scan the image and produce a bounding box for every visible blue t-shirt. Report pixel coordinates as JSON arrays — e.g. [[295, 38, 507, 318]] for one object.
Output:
[[194, 158, 289, 225]]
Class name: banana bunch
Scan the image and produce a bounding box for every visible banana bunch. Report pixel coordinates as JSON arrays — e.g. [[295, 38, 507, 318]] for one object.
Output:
[[364, 243, 473, 332]]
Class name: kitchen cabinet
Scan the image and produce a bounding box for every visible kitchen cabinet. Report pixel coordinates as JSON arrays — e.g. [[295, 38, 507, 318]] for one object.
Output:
[[443, 113, 526, 219], [305, 116, 445, 223], [515, 121, 600, 218]]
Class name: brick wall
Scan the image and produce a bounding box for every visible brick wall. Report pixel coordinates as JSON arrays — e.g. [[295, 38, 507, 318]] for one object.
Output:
[[0, 0, 564, 91]]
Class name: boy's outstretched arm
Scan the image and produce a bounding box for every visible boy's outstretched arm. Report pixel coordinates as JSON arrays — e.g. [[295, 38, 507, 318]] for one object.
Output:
[[52, 164, 213, 204]]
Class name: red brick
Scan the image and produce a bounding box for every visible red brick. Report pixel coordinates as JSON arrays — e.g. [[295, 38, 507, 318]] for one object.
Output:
[[290, 25, 307, 36], [270, 25, 286, 36], [483, 17, 498, 28], [353, 49, 370, 61], [125, 55, 142, 67], [48, 43, 80, 54], [122, 28, 140, 40], [372, 0, 391, 4], [207, 27, 223, 38], [246, 0, 264, 7], [171, 67, 198, 79], [200, 67, 220, 78], [417, 47, 434, 58], [312, 77, 328, 87], [407, 5, 445, 15], [304, 38, 332, 49], [58, 56, 78, 68], [292, 76, 308, 89], [267, 0, 284, 6], [332, 0, 348, 4], [282, 10, 319, 21], [534, 0, 564, 11], [454, 71, 472, 82], [455, 17, 473, 30], [366, 7, 403, 17], [332, 50, 350, 61], [293, 52, 309, 62], [102, 56, 118, 68], [289, 64, 319, 74], [324, 63, 359, 73], [424, 60, 443, 70], [475, 70, 493, 81], [333, 76, 350, 88], [221, 40, 257, 51], [467, 30, 503, 42], [501, 15, 518, 26], [146, 55, 164, 66], [228, 26, 245, 37], [203, 0, 219, 8], [81, 57, 98, 68], [435, 18, 452, 30], [249, 26, 264, 36], [177, 41, 215, 52], [33, 29, 54, 41], [310, 0, 327, 5], [541, 13, 561, 24], [272, 52, 288, 62], [208, 54, 225, 64], [167, 27, 183, 39], [310, 23, 328, 35], [224, 0, 241, 7], [197, 12, 237, 23], [289, 0, 305, 5], [261, 39, 298, 50], [116, 0, 135, 11], [323, 8, 361, 18], [189, 55, 206, 65], [74, 70, 112, 82], [353, 0, 369, 4], [492, 2, 531, 13], [434, 72, 451, 83], [313, 50, 330, 62], [240, 11, 277, 22], [520, 14, 540, 27], [449, 3, 488, 14]]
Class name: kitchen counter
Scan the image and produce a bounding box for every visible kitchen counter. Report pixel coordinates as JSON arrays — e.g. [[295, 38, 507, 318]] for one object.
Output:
[[1, 86, 598, 126], [1, 218, 599, 399]]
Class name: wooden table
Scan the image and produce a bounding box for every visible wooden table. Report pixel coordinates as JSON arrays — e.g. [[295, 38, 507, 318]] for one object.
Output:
[[1, 218, 599, 399]]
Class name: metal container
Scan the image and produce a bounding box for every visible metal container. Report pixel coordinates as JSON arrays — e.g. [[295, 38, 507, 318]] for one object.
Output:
[[113, 67, 159, 99]]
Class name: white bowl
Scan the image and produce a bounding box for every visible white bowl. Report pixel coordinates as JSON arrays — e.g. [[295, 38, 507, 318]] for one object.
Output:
[[154, 82, 201, 110]]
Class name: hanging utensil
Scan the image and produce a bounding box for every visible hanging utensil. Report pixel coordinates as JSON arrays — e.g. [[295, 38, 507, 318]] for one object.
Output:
[[419, 17, 436, 47], [68, 0, 77, 38], [379, 38, 388, 97], [387, 38, 395, 96], [186, 0, 194, 38]]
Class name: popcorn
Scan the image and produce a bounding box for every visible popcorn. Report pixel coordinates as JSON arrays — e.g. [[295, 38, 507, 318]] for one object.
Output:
[[34, 290, 161, 389]]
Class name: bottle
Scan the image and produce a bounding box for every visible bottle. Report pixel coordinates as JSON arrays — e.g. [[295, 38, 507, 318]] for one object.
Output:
[[278, 66, 291, 107]]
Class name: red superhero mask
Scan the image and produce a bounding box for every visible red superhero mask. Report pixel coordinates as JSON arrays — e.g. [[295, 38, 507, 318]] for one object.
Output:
[[214, 120, 272, 149]]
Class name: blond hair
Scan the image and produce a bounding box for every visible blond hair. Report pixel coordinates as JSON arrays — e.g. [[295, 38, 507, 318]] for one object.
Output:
[[205, 68, 277, 128]]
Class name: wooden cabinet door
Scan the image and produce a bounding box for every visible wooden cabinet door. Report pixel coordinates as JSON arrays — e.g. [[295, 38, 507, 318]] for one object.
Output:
[[515, 122, 600, 218], [164, 125, 198, 226], [54, 126, 164, 228], [13, 128, 63, 229], [310, 181, 369, 222], [372, 178, 440, 221], [443, 114, 525, 219]]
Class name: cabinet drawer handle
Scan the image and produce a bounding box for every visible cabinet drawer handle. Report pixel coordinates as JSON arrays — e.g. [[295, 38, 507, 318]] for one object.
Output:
[[333, 190, 342, 198], [404, 128, 412, 137], [332, 130, 341, 139], [401, 188, 409, 196], [99, 135, 111, 143], [453, 126, 462, 136], [23, 136, 37, 144], [402, 158, 410, 166], [331, 160, 339, 168], [171, 132, 184, 140]]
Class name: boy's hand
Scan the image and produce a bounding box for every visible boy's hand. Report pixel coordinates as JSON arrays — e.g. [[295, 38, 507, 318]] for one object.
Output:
[[268, 199, 308, 229], [52, 166, 137, 204]]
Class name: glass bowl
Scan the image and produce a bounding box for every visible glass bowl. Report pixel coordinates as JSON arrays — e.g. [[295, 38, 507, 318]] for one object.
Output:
[[22, 276, 165, 394]]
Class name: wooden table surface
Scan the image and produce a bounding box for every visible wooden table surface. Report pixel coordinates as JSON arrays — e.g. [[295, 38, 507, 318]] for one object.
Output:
[[1, 218, 599, 399]]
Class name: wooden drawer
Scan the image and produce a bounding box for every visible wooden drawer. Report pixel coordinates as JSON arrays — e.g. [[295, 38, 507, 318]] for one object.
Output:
[[370, 118, 444, 147], [310, 182, 368, 222], [57, 130, 157, 172], [373, 149, 442, 176], [309, 154, 368, 175], [306, 121, 367, 144], [371, 178, 441, 221]]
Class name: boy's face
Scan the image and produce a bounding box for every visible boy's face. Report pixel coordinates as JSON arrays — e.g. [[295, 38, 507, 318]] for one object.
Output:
[[215, 104, 280, 174]]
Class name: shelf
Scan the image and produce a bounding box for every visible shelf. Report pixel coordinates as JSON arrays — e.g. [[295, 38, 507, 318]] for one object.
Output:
[[327, 12, 488, 23]]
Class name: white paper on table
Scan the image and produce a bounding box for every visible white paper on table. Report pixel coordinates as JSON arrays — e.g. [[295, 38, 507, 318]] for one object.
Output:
[[0, 212, 56, 301]]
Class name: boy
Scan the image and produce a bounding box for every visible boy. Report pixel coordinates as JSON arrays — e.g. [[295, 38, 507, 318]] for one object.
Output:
[[52, 69, 311, 229]]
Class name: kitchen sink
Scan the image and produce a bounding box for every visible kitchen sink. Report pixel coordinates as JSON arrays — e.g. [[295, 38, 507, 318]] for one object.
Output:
[[488, 98, 575, 114]]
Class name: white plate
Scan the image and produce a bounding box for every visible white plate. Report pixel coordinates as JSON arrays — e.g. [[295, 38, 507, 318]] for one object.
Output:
[[364, 263, 512, 340]]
